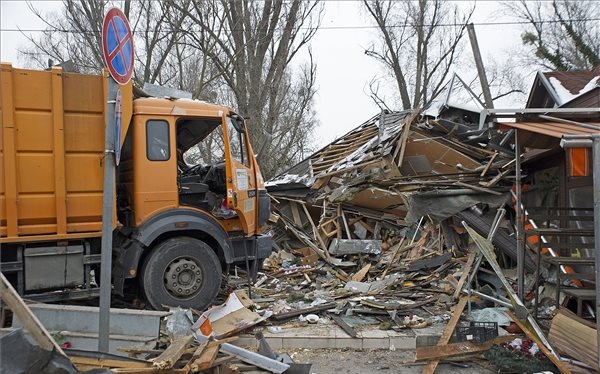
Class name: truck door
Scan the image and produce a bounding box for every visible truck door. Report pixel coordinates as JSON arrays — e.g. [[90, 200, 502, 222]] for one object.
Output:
[[224, 114, 256, 234]]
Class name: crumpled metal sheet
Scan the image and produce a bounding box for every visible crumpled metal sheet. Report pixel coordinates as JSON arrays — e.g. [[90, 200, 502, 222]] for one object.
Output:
[[404, 190, 509, 224], [328, 238, 382, 255]]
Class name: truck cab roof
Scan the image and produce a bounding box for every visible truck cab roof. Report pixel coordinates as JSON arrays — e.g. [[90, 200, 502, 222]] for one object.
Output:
[[133, 97, 233, 118]]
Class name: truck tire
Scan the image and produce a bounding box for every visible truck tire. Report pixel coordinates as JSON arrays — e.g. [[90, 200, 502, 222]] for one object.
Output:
[[141, 237, 221, 311]]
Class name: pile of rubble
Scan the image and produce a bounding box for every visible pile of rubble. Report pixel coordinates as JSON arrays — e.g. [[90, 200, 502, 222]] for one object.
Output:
[[257, 106, 594, 372], [2, 100, 597, 372], [265, 109, 523, 309]]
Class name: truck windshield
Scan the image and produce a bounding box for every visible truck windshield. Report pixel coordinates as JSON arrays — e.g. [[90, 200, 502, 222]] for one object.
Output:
[[226, 116, 249, 167]]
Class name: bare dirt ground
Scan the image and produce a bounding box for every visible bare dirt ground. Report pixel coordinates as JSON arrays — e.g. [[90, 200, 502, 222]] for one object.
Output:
[[287, 348, 497, 374]]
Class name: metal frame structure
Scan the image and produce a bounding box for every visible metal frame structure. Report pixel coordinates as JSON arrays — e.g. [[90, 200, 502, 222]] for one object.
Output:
[[489, 110, 600, 368]]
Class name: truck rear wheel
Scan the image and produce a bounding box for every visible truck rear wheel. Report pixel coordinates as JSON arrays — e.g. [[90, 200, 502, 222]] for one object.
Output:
[[141, 237, 221, 311]]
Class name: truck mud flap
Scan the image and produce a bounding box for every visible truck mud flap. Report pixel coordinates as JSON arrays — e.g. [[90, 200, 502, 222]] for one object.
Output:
[[456, 209, 536, 273]]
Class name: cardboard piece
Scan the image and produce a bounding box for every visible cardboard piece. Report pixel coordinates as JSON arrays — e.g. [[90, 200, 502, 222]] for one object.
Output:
[[193, 291, 266, 339]]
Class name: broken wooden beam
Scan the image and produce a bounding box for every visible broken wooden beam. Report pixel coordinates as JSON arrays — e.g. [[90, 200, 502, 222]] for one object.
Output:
[[69, 355, 151, 370], [271, 302, 337, 321], [328, 313, 358, 338], [351, 263, 371, 282], [152, 335, 194, 369], [421, 296, 468, 374], [452, 251, 476, 299], [188, 343, 220, 372], [415, 335, 514, 361]]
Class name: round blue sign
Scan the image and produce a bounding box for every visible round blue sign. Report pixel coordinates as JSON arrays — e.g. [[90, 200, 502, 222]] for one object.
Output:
[[102, 8, 134, 84]]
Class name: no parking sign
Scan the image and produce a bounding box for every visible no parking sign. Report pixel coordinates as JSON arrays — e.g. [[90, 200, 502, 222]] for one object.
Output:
[[102, 8, 134, 85]]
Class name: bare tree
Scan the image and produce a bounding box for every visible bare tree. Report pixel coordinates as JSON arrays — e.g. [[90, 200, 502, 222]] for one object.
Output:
[[178, 0, 323, 179], [504, 0, 600, 71], [363, 0, 473, 110], [19, 0, 215, 91], [20, 0, 322, 178], [20, 0, 106, 72]]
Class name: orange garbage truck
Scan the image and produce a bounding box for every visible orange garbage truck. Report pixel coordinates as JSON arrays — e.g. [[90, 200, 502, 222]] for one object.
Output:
[[0, 64, 272, 310]]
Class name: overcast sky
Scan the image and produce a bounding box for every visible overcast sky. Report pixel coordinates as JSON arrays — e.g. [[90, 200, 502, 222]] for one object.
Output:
[[0, 1, 524, 147]]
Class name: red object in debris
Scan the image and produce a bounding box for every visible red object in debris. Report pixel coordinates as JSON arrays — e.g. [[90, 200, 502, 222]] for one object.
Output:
[[62, 341, 71, 349], [504, 322, 522, 334]]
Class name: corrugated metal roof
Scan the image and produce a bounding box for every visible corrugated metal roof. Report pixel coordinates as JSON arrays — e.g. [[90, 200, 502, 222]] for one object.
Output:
[[502, 121, 600, 138]]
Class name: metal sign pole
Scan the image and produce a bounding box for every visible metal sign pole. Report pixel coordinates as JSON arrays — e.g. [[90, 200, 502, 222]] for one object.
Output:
[[593, 137, 600, 370], [99, 78, 117, 353]]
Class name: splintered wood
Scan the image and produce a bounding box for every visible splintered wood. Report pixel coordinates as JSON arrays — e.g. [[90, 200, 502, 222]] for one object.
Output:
[[421, 296, 468, 374]]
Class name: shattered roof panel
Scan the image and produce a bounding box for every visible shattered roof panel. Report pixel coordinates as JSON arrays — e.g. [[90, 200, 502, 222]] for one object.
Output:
[[267, 111, 413, 189]]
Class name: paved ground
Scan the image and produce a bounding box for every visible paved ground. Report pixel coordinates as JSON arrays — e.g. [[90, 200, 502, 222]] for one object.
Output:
[[289, 348, 497, 374]]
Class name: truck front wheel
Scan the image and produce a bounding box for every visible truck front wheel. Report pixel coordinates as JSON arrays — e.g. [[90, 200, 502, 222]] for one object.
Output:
[[141, 237, 221, 311]]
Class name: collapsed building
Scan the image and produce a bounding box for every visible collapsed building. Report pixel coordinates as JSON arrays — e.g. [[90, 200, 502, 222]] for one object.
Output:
[[3, 70, 600, 373], [265, 71, 600, 370]]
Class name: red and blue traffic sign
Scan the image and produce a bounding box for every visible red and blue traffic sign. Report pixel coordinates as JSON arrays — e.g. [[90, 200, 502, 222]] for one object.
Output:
[[102, 8, 134, 85]]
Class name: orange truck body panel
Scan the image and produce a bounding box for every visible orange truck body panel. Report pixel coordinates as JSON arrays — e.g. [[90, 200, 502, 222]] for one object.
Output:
[[0, 64, 132, 242]]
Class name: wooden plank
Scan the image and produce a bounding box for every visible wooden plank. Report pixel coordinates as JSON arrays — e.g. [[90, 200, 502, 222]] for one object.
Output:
[[272, 302, 337, 321], [351, 263, 371, 282], [415, 335, 514, 361], [152, 335, 194, 369], [0, 273, 67, 357], [452, 252, 476, 299], [381, 239, 407, 278], [301, 202, 329, 254], [421, 296, 468, 374], [394, 110, 420, 166], [340, 211, 352, 239], [117, 347, 164, 355], [290, 202, 303, 227], [111, 368, 189, 373], [507, 310, 573, 374], [182, 341, 208, 372], [189, 343, 220, 372], [328, 313, 358, 338], [479, 152, 498, 177], [70, 356, 151, 369]]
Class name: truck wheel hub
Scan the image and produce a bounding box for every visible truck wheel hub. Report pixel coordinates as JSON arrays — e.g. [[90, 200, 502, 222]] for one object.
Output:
[[164, 257, 202, 298]]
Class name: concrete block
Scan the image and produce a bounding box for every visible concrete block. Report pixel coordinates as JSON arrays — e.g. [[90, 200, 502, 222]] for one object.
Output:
[[282, 337, 336, 349], [360, 329, 389, 339], [334, 337, 363, 349], [362, 337, 390, 349], [390, 335, 416, 350]]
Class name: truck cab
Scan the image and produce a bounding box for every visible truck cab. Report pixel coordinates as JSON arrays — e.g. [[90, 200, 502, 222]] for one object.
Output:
[[115, 97, 271, 309]]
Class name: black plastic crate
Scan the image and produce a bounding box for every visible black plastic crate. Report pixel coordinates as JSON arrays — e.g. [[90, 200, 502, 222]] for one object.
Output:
[[455, 321, 498, 343]]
